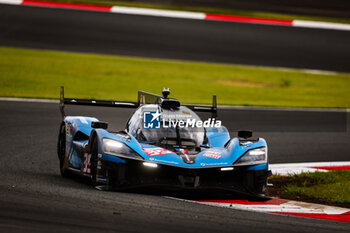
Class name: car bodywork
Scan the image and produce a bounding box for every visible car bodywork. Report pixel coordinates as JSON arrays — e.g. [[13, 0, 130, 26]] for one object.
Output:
[[57, 87, 271, 195]]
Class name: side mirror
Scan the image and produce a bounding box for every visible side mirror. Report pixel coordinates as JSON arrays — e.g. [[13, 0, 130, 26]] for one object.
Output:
[[238, 130, 252, 139], [91, 121, 108, 129]]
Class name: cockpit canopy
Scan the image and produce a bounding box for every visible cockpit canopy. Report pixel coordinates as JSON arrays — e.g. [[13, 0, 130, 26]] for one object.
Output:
[[126, 104, 206, 151]]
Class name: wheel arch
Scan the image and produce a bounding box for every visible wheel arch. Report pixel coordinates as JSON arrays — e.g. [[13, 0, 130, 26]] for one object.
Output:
[[88, 129, 98, 153]]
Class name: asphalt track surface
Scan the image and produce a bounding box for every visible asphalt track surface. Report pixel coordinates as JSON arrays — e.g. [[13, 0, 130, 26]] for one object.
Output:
[[1, 4, 350, 72], [1, 100, 349, 233], [1, 4, 350, 233]]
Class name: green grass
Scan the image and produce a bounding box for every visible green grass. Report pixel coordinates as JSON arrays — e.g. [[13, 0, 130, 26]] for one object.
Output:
[[1, 46, 350, 108], [42, 0, 350, 24], [269, 170, 350, 205]]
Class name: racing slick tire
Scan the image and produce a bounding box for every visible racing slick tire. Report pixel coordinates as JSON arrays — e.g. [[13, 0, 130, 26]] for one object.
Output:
[[57, 124, 70, 177], [90, 136, 99, 186], [90, 136, 119, 189], [91, 136, 110, 187]]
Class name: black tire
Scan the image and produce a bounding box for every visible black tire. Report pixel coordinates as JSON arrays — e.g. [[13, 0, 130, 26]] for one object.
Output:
[[253, 174, 268, 195], [90, 136, 99, 186], [57, 124, 70, 177], [256, 180, 268, 195], [90, 136, 116, 189]]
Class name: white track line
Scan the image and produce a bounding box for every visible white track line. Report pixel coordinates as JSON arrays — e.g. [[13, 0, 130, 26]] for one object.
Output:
[[165, 196, 350, 216], [293, 20, 350, 31], [111, 6, 205, 20], [270, 161, 350, 175], [197, 200, 350, 215], [301, 69, 338, 75], [0, 0, 22, 5]]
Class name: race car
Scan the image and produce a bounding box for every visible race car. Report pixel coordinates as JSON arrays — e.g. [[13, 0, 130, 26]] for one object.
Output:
[[57, 87, 271, 195]]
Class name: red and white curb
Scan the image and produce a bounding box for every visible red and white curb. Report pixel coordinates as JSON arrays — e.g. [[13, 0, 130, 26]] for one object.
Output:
[[1, 0, 350, 31], [270, 161, 350, 176], [167, 162, 350, 223], [195, 199, 350, 223]]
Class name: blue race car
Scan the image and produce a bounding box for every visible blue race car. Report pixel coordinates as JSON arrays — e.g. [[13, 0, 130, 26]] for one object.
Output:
[[57, 87, 271, 195]]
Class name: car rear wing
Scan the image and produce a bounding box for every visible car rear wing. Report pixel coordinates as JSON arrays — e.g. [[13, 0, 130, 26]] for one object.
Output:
[[60, 86, 217, 118], [59, 86, 138, 117]]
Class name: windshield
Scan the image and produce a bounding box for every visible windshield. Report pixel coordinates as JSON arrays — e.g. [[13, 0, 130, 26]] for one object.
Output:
[[129, 105, 205, 151], [142, 122, 205, 150]]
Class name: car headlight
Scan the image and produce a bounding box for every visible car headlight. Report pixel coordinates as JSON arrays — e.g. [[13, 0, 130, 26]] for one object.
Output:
[[102, 138, 143, 160], [235, 147, 267, 166]]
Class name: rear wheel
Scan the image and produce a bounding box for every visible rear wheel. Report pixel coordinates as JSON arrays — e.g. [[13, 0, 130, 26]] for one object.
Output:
[[57, 124, 70, 177]]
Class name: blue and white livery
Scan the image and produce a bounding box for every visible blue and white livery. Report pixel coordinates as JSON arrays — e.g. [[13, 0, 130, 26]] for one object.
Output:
[[57, 87, 271, 195]]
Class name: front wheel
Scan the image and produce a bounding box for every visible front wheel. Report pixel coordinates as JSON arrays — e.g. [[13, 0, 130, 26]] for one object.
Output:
[[90, 136, 102, 186], [90, 137, 118, 189]]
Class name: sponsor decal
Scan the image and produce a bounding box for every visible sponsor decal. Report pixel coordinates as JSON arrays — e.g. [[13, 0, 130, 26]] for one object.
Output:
[[143, 111, 221, 129], [163, 118, 221, 128], [148, 159, 179, 165], [143, 110, 161, 129], [143, 148, 174, 156], [200, 162, 228, 166], [202, 151, 222, 159], [82, 152, 91, 174], [66, 123, 74, 136], [241, 145, 252, 149], [118, 136, 131, 143]]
